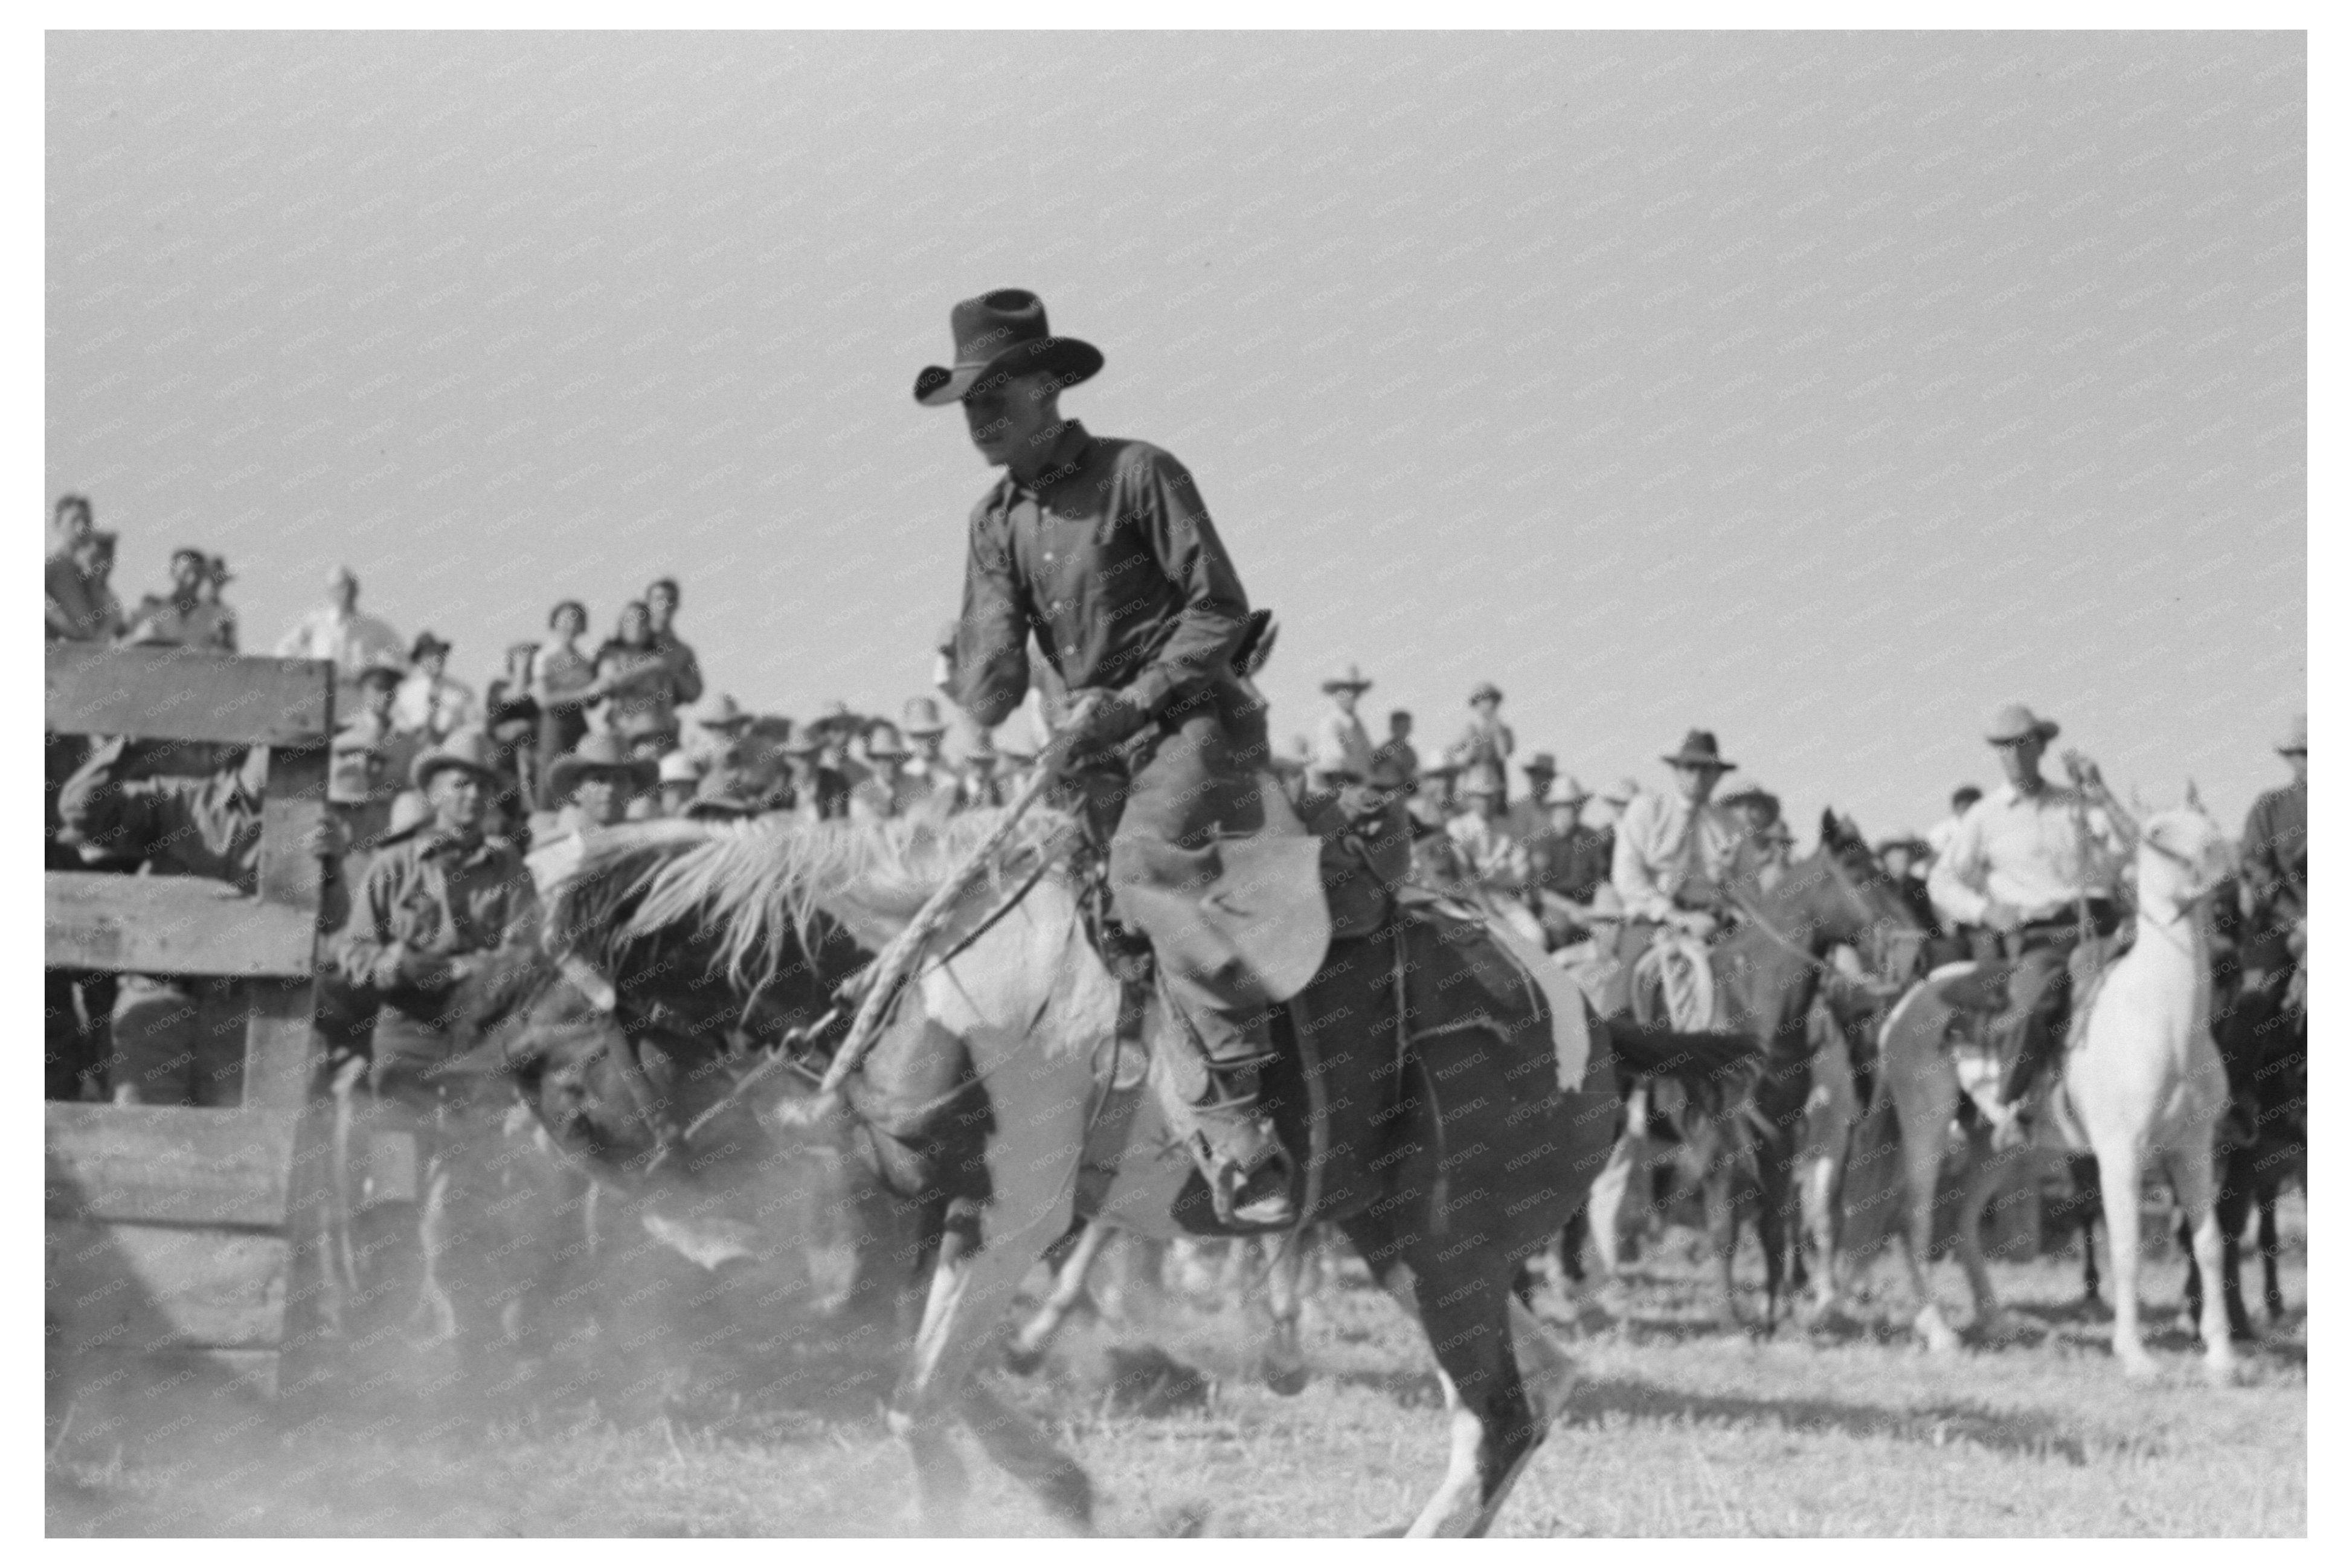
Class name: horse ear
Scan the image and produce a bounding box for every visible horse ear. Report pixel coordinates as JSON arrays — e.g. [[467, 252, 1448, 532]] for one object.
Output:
[[2185, 778, 2205, 812], [1819, 807, 1842, 845]]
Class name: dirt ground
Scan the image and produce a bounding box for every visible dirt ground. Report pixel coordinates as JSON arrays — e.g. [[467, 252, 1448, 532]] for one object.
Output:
[[48, 1195, 2306, 1537]]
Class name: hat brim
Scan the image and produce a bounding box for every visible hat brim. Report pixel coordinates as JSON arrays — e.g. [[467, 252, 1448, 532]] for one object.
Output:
[[1986, 722, 2060, 745], [548, 757, 657, 796], [1319, 680, 1374, 693], [410, 755, 502, 791], [914, 338, 1104, 407], [1662, 753, 1737, 771]]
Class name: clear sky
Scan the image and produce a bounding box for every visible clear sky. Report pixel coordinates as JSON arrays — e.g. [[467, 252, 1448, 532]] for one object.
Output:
[[47, 30, 2306, 837]]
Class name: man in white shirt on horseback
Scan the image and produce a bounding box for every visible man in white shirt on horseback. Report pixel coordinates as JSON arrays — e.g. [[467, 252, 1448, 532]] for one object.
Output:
[[1926, 703, 2130, 1111], [1610, 730, 1748, 963]]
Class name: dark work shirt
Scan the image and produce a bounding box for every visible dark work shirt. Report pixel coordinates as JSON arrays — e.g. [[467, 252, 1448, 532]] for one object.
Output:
[[2241, 780, 2306, 928], [952, 421, 1252, 730]]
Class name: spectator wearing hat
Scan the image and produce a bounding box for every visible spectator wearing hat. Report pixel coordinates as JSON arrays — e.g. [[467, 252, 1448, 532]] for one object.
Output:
[[392, 631, 478, 742], [333, 725, 539, 1364], [534, 733, 660, 846], [684, 768, 767, 822], [1611, 730, 1747, 957], [900, 696, 956, 796], [2239, 712, 2306, 980], [850, 722, 936, 821], [948, 730, 1010, 811], [329, 655, 425, 850], [681, 692, 754, 774], [529, 600, 599, 804], [1409, 754, 1461, 837], [274, 565, 407, 689], [124, 547, 237, 652], [1508, 752, 1562, 844], [1874, 835, 1940, 932], [1448, 683, 1515, 803], [643, 576, 706, 708], [656, 750, 701, 817], [57, 735, 344, 1106], [47, 492, 94, 563], [1926, 783, 1983, 870], [780, 727, 850, 823], [1308, 664, 1377, 792], [1442, 760, 1533, 904], [1926, 703, 2130, 1110]]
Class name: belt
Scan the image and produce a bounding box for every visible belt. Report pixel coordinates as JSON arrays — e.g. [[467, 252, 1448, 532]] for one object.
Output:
[[2018, 899, 2116, 934]]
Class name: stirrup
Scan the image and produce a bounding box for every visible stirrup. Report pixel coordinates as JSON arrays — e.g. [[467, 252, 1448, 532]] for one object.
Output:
[[1200, 1134, 1299, 1232]]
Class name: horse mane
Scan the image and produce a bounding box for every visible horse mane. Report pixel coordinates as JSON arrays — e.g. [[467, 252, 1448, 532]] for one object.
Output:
[[552, 807, 1078, 989]]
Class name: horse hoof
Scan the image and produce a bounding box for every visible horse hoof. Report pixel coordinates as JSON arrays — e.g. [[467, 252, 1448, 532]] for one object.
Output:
[[1259, 1358, 1308, 1398]]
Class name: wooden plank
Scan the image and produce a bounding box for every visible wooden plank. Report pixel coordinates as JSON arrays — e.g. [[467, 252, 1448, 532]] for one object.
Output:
[[47, 644, 332, 747], [46, 1105, 295, 1227], [240, 980, 324, 1113], [46, 873, 315, 977], [48, 1221, 288, 1354]]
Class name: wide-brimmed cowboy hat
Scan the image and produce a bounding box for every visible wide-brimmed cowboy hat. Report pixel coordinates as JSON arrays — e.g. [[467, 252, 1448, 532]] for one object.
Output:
[[1985, 703, 2060, 745], [1460, 761, 1507, 797], [1320, 663, 1374, 694], [1874, 835, 1931, 860], [1468, 681, 1504, 705], [1718, 783, 1781, 821], [548, 733, 658, 797], [862, 721, 911, 761], [913, 289, 1104, 408], [657, 750, 701, 787], [684, 773, 764, 820], [410, 630, 452, 661], [689, 692, 752, 730], [1598, 776, 1642, 806], [355, 653, 408, 689], [410, 726, 503, 792], [485, 694, 539, 737], [1662, 730, 1736, 771], [1523, 751, 1558, 777], [2277, 712, 2307, 756], [811, 699, 856, 736], [781, 727, 824, 757], [902, 696, 949, 736]]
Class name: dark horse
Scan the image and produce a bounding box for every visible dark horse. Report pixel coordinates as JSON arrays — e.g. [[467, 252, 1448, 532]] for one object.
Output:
[[456, 808, 1771, 1535], [1596, 812, 1926, 1330]]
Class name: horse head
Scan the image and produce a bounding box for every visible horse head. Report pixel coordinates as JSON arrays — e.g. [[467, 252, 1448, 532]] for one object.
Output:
[[2138, 803, 2235, 913], [1772, 808, 1929, 973]]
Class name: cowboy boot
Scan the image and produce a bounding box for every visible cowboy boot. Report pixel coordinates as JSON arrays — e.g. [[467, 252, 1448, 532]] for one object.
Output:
[[1162, 997, 1297, 1232]]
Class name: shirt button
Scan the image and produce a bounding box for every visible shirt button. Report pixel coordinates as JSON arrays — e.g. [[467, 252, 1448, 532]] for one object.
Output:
[[1044, 552, 1055, 563]]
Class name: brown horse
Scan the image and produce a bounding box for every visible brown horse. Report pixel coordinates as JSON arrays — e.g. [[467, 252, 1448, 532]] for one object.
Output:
[[471, 808, 1755, 1536]]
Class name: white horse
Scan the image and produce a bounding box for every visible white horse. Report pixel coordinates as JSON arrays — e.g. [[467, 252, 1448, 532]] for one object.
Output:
[[2068, 803, 2238, 1380], [1866, 800, 2238, 1376]]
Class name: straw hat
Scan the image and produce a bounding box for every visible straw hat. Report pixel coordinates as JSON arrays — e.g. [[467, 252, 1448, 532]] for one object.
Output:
[[410, 726, 502, 792], [1320, 663, 1374, 694], [657, 751, 701, 787], [1985, 704, 2059, 745], [689, 692, 752, 730], [548, 733, 658, 797], [902, 696, 949, 736]]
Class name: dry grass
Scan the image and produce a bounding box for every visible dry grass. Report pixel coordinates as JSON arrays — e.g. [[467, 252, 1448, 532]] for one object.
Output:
[[48, 1199, 2305, 1537]]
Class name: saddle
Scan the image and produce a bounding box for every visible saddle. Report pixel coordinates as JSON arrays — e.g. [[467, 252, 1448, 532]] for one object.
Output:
[[1914, 927, 2132, 1133]]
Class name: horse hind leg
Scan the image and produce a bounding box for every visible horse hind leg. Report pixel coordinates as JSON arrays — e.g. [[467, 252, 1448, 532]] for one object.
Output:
[[2166, 1145, 2240, 1384], [1896, 1095, 1962, 1354], [1256, 1233, 1309, 1396]]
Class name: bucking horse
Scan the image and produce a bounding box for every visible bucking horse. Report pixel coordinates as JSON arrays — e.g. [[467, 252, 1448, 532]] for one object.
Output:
[[452, 802, 1776, 1536]]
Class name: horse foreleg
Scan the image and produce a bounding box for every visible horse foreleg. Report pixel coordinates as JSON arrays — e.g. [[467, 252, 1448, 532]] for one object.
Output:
[[892, 1201, 1091, 1534], [2093, 1143, 2156, 1379], [1581, 1126, 1644, 1311], [1954, 1133, 2023, 1341], [1700, 1155, 1743, 1331], [1006, 1215, 1112, 1375], [1257, 1233, 1309, 1396], [1799, 1148, 1846, 1322], [2167, 1145, 2239, 1384], [2257, 1182, 2285, 1322], [1897, 1099, 1961, 1354]]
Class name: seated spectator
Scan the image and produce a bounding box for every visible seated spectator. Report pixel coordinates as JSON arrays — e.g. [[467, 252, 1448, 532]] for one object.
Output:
[[781, 727, 849, 822], [47, 493, 94, 562], [684, 771, 765, 822], [124, 547, 238, 652], [529, 600, 599, 807], [55, 734, 342, 1105], [951, 731, 1009, 811], [392, 631, 478, 741], [593, 600, 687, 761], [849, 723, 933, 821], [275, 565, 408, 683], [901, 697, 956, 797]]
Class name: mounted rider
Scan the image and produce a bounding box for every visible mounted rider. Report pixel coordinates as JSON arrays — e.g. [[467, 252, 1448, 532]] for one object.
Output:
[[1924, 703, 2130, 1112], [921, 288, 1299, 1230], [1610, 730, 1749, 960]]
